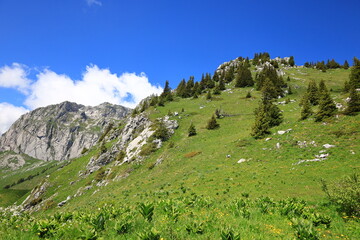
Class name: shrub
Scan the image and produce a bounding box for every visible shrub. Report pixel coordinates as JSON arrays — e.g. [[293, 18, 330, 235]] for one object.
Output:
[[188, 122, 197, 136], [206, 115, 219, 130], [321, 173, 360, 217], [291, 218, 319, 240], [138, 203, 154, 222]]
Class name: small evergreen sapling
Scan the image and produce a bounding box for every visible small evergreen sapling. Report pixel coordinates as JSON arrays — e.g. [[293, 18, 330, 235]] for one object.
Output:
[[188, 122, 197, 136], [206, 115, 219, 130]]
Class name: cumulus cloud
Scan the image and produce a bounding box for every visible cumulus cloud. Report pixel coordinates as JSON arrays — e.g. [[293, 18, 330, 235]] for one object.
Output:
[[0, 103, 28, 134], [0, 63, 30, 94], [0, 63, 163, 134], [25, 65, 162, 109], [86, 0, 102, 6]]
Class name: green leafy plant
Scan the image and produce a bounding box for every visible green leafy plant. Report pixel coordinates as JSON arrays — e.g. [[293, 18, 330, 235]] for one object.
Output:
[[138, 202, 154, 222]]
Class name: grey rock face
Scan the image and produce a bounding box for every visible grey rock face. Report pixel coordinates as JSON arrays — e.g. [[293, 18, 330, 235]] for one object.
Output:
[[0, 101, 131, 161]]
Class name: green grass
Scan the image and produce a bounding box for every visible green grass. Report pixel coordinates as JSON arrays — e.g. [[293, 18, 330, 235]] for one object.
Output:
[[0, 66, 359, 238]]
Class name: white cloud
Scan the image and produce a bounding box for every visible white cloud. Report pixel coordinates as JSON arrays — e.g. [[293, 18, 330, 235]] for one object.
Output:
[[0, 63, 30, 94], [86, 0, 102, 6], [24, 65, 163, 109], [0, 63, 163, 134], [0, 103, 28, 134]]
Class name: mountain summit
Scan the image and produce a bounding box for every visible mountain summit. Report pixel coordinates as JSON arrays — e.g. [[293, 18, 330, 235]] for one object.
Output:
[[0, 101, 131, 161]]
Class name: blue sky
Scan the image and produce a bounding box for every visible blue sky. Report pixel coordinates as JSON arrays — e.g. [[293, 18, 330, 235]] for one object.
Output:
[[0, 0, 359, 133]]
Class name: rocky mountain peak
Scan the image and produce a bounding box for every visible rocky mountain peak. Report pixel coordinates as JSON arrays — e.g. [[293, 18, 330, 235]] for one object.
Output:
[[0, 101, 131, 161]]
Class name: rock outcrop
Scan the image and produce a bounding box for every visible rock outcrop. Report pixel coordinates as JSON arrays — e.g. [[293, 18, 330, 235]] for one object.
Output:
[[0, 101, 131, 161]]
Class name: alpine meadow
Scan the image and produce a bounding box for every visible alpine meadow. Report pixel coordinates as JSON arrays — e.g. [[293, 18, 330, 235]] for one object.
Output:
[[0, 54, 359, 239]]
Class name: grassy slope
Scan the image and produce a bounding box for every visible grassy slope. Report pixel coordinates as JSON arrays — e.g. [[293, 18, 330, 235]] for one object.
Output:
[[1, 67, 359, 239], [0, 152, 58, 207], [29, 68, 358, 214]]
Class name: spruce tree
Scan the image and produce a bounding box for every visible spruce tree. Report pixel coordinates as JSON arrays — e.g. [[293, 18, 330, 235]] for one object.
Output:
[[160, 80, 173, 101], [307, 80, 319, 105], [188, 122, 197, 136], [176, 79, 187, 97], [344, 86, 360, 115], [206, 115, 219, 130], [349, 57, 360, 88], [343, 60, 349, 70], [251, 101, 271, 139], [300, 94, 313, 120], [289, 56, 295, 66], [315, 83, 337, 122], [235, 65, 254, 88], [185, 77, 195, 97], [261, 78, 278, 101]]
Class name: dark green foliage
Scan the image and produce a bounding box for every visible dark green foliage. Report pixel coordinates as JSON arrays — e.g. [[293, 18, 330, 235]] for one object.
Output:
[[149, 95, 158, 106], [235, 65, 254, 88], [95, 168, 106, 182], [138, 203, 154, 222], [287, 86, 293, 95], [326, 59, 340, 69], [206, 115, 219, 130], [160, 80, 173, 102], [251, 101, 270, 139], [246, 91, 252, 98], [206, 91, 212, 100], [315, 82, 337, 122], [289, 56, 295, 67], [287, 76, 291, 81], [349, 57, 360, 88], [343, 81, 350, 93], [321, 174, 360, 217], [224, 66, 235, 83], [300, 94, 313, 120], [261, 78, 279, 101], [81, 147, 88, 154], [220, 228, 241, 240], [152, 120, 170, 141], [212, 71, 220, 82], [253, 52, 270, 65], [188, 122, 197, 137], [307, 80, 319, 105], [98, 123, 114, 143], [291, 218, 319, 240], [218, 78, 226, 90], [213, 85, 221, 95], [255, 65, 284, 97], [185, 76, 195, 97], [316, 61, 327, 72], [251, 98, 283, 138], [342, 60, 350, 69], [176, 79, 187, 97], [344, 86, 360, 115], [139, 142, 158, 156]]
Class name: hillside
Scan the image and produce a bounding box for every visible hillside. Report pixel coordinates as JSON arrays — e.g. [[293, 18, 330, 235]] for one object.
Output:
[[0, 57, 359, 239]]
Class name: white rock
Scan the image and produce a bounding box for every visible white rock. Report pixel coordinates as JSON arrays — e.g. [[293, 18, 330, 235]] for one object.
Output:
[[276, 143, 281, 149], [237, 159, 246, 163], [265, 138, 272, 141], [323, 144, 335, 149]]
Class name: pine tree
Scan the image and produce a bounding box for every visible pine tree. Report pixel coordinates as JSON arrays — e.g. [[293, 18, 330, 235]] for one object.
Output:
[[185, 77, 195, 97], [160, 80, 173, 101], [300, 94, 313, 120], [343, 60, 350, 70], [206, 91, 212, 100], [289, 56, 295, 66], [206, 115, 219, 130], [261, 78, 278, 101], [235, 65, 254, 88], [343, 81, 350, 93], [307, 80, 319, 105], [251, 101, 270, 139], [213, 84, 221, 95], [188, 122, 197, 136], [315, 83, 337, 122], [176, 79, 187, 97], [343, 86, 360, 115], [349, 57, 360, 88]]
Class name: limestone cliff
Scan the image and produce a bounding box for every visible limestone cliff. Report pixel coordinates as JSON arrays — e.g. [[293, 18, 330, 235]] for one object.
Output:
[[0, 101, 131, 161]]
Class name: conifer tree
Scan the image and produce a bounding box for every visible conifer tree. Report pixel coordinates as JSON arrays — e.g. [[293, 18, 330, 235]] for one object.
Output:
[[261, 78, 278, 101], [188, 122, 197, 136], [315, 82, 337, 122], [300, 94, 313, 120], [343, 60, 349, 70], [251, 101, 270, 139], [344, 85, 360, 115], [176, 79, 187, 97], [289, 56, 295, 67], [213, 84, 221, 95], [185, 77, 195, 97], [206, 91, 212, 100], [212, 71, 220, 82], [206, 115, 219, 130], [160, 80, 173, 102], [235, 65, 254, 88], [349, 57, 360, 88], [307, 80, 319, 105]]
